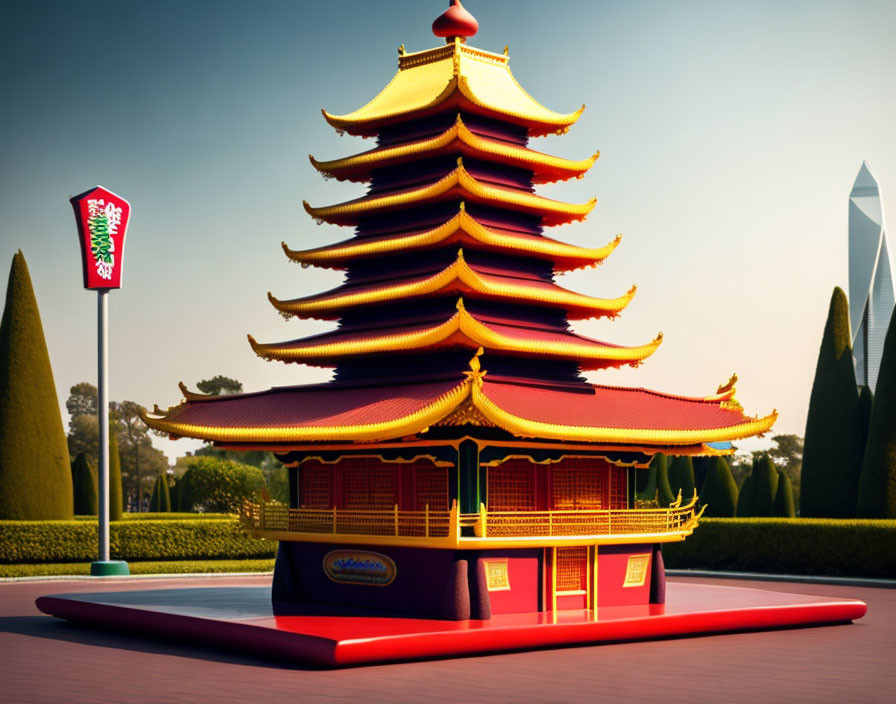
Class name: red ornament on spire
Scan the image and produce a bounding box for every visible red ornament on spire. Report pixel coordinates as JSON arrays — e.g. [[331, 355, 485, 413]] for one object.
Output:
[[432, 0, 478, 42]]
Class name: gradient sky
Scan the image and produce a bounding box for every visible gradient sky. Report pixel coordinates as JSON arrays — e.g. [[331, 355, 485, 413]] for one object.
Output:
[[2, 1, 895, 461]]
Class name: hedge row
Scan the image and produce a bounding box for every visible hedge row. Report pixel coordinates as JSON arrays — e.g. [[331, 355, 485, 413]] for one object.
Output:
[[0, 519, 276, 563], [663, 518, 896, 578]]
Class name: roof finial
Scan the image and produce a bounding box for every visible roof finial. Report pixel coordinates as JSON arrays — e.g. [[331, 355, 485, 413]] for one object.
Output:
[[432, 0, 479, 44]]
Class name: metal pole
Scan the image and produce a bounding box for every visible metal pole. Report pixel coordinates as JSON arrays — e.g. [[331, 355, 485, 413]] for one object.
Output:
[[97, 289, 110, 563]]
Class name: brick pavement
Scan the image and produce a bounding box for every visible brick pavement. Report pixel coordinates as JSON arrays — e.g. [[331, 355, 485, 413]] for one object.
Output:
[[1, 575, 893, 704]]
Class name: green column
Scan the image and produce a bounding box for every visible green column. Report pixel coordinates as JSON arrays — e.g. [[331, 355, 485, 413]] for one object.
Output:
[[458, 439, 480, 513]]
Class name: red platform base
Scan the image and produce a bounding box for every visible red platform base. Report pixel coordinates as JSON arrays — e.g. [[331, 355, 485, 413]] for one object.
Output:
[[35, 582, 866, 667]]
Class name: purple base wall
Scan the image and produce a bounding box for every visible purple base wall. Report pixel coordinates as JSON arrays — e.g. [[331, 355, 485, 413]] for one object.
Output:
[[272, 543, 544, 620]]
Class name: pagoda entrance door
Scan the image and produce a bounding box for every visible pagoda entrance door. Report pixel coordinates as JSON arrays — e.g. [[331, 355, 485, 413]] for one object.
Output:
[[549, 546, 596, 612]]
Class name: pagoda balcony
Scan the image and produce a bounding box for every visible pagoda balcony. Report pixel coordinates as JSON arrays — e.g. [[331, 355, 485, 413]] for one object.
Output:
[[239, 494, 704, 549]]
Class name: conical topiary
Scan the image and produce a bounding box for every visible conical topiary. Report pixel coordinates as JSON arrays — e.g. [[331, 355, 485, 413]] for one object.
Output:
[[109, 434, 123, 520], [801, 287, 864, 517], [736, 473, 753, 517], [636, 460, 657, 502], [667, 455, 696, 501], [692, 456, 712, 495], [858, 385, 873, 460], [699, 457, 738, 517], [0, 251, 72, 519], [750, 454, 778, 517], [653, 454, 675, 507], [149, 472, 171, 512], [72, 451, 98, 515], [773, 471, 796, 517], [857, 307, 896, 517]]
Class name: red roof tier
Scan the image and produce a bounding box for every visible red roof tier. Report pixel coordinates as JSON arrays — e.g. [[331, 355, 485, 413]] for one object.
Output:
[[310, 116, 598, 184], [268, 250, 635, 321], [249, 299, 662, 370], [284, 206, 618, 272], [142, 362, 776, 446], [303, 162, 596, 228]]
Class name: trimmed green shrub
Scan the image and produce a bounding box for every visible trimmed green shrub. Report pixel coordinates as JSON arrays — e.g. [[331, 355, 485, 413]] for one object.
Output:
[[858, 385, 873, 458], [750, 454, 778, 517], [663, 518, 896, 577], [802, 287, 863, 517], [774, 471, 796, 517], [635, 461, 657, 502], [667, 456, 696, 501], [0, 251, 72, 519], [653, 454, 675, 507], [109, 434, 123, 520], [71, 452, 97, 515], [692, 456, 712, 495], [857, 306, 896, 517], [0, 518, 276, 563], [179, 457, 265, 513], [698, 457, 737, 517], [736, 474, 753, 517], [149, 473, 171, 512]]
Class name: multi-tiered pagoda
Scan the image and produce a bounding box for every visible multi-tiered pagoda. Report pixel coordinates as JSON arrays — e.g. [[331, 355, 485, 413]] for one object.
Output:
[[144, 1, 775, 620]]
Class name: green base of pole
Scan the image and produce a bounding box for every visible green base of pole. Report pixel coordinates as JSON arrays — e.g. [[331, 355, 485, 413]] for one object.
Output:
[[90, 560, 130, 577]]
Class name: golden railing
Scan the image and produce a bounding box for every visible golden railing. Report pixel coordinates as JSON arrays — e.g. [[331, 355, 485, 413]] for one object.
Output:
[[240, 500, 454, 539], [240, 493, 703, 544], [463, 492, 703, 539]]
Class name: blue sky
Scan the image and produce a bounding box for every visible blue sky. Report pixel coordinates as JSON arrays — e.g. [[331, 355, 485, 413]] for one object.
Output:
[[2, 1, 895, 460]]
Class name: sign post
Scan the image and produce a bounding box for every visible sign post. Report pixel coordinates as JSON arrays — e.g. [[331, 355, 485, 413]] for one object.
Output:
[[71, 186, 131, 577]]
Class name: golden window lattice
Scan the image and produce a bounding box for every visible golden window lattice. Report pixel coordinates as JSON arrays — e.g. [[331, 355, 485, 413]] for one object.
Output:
[[488, 461, 535, 511], [299, 464, 331, 509], [609, 467, 627, 509], [556, 546, 588, 592], [341, 458, 398, 510], [414, 467, 448, 510], [551, 461, 604, 509]]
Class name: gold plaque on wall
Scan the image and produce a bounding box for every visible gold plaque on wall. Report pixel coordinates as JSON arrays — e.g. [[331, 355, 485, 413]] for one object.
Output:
[[623, 553, 651, 588], [483, 559, 511, 591]]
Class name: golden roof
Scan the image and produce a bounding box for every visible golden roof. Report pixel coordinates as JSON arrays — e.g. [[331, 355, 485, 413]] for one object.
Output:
[[304, 160, 596, 227], [249, 298, 662, 370], [323, 41, 584, 137], [284, 205, 620, 272], [311, 116, 598, 184], [268, 249, 636, 320]]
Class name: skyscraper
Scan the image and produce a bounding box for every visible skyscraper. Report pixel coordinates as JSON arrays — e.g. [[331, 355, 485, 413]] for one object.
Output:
[[849, 161, 894, 391]]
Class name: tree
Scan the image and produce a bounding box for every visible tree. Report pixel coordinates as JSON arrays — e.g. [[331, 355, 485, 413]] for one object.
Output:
[[114, 400, 166, 511], [0, 251, 72, 519], [196, 375, 242, 396], [801, 288, 864, 517], [856, 307, 896, 517], [653, 454, 675, 507], [736, 474, 753, 517], [71, 452, 98, 515], [698, 457, 738, 517], [109, 434, 123, 520], [667, 455, 696, 501], [858, 385, 873, 459], [67, 412, 99, 459], [178, 456, 265, 513], [767, 434, 803, 513], [750, 454, 779, 517], [149, 472, 171, 512], [635, 461, 657, 503], [66, 382, 98, 419], [774, 472, 796, 518]]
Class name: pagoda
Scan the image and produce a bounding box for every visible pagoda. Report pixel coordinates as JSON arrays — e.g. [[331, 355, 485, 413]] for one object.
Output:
[[143, 1, 776, 620]]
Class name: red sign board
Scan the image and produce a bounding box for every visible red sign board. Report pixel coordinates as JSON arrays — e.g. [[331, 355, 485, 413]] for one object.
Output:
[[71, 186, 130, 289]]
